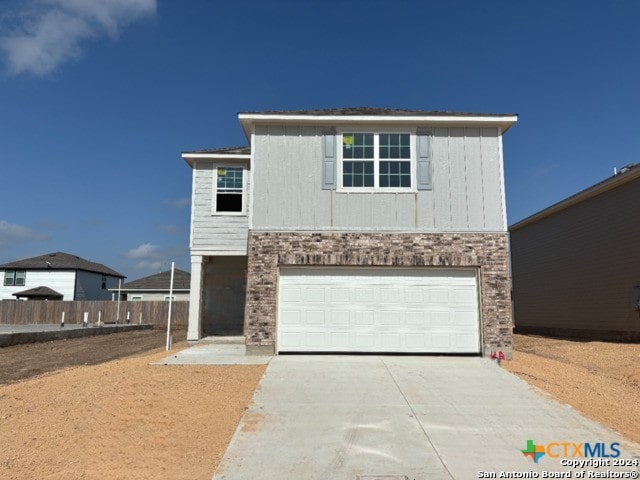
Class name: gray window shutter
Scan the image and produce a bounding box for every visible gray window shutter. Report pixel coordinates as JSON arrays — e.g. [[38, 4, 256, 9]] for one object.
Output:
[[322, 129, 337, 190], [416, 129, 432, 191]]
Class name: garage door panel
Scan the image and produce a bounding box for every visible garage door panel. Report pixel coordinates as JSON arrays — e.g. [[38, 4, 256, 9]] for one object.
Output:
[[355, 288, 374, 302], [380, 311, 401, 325], [280, 286, 302, 303], [329, 332, 350, 348], [431, 333, 452, 349], [405, 288, 424, 303], [405, 311, 426, 325], [355, 333, 376, 348], [330, 288, 350, 303], [329, 310, 350, 326], [306, 310, 325, 325], [454, 310, 478, 327], [279, 309, 302, 326], [429, 289, 450, 303], [355, 310, 375, 325], [277, 268, 480, 353], [380, 288, 401, 303], [303, 287, 325, 302], [452, 287, 477, 304], [406, 333, 428, 348], [430, 310, 451, 326]]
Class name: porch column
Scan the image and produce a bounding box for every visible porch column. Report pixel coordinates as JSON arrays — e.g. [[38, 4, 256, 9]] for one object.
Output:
[[187, 255, 204, 343]]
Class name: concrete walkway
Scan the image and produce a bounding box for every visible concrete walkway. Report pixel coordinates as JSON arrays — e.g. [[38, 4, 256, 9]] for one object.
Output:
[[155, 337, 272, 365], [213, 356, 640, 480]]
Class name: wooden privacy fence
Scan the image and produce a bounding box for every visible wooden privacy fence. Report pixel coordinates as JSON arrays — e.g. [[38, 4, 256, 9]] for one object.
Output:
[[0, 301, 189, 327]]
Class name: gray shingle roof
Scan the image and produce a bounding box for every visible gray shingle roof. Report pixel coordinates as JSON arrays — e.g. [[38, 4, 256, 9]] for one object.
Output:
[[118, 269, 190, 291], [12, 286, 63, 299], [0, 252, 125, 278], [183, 146, 250, 155], [239, 107, 517, 117], [510, 163, 640, 231]]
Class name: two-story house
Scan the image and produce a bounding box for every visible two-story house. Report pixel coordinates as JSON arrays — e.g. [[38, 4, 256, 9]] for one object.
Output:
[[0, 251, 124, 301], [183, 108, 517, 357]]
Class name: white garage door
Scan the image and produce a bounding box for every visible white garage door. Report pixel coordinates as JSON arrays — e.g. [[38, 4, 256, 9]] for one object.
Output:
[[277, 267, 480, 353]]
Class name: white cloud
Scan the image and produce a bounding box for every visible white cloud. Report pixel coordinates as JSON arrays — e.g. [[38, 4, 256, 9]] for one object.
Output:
[[124, 242, 187, 273], [0, 0, 156, 76], [0, 220, 49, 249], [125, 242, 160, 260]]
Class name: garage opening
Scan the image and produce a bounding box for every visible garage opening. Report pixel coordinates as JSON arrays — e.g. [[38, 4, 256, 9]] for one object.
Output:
[[277, 267, 480, 354]]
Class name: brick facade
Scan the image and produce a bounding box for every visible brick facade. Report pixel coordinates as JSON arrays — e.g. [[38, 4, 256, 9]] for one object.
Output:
[[244, 232, 513, 358]]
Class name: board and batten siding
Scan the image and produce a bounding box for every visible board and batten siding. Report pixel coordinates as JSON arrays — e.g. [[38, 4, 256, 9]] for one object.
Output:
[[191, 162, 250, 253], [510, 175, 640, 337], [251, 125, 506, 232]]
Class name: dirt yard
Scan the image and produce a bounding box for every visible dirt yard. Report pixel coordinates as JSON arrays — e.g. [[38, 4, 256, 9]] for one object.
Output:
[[0, 328, 266, 480], [0, 330, 638, 479], [503, 334, 640, 443]]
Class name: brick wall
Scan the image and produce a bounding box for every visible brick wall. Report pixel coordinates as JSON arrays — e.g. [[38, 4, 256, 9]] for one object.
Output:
[[245, 232, 513, 358]]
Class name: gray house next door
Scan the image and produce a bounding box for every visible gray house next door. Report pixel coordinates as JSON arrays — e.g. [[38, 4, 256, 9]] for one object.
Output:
[[203, 256, 248, 336]]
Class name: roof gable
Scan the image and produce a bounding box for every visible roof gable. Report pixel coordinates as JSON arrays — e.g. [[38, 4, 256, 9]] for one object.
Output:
[[117, 269, 190, 291]]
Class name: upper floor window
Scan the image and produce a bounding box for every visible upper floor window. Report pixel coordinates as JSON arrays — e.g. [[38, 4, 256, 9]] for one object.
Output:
[[4, 270, 26, 286], [214, 166, 246, 215], [339, 131, 414, 191]]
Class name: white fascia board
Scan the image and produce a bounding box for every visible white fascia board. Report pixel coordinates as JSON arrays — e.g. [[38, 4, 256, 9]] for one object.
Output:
[[182, 153, 251, 168], [182, 153, 251, 159], [239, 114, 518, 138], [110, 288, 190, 292], [189, 249, 247, 256]]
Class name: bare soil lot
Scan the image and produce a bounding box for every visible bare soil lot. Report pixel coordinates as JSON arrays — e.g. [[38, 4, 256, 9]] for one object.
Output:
[[0, 330, 637, 479], [0, 328, 180, 384], [504, 334, 640, 443], [0, 328, 266, 480]]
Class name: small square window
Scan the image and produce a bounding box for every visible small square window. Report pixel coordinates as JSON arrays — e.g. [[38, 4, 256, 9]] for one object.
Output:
[[4, 270, 25, 286]]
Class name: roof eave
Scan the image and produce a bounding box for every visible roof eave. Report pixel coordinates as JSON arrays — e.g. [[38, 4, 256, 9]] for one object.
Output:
[[181, 152, 251, 168], [510, 167, 640, 231], [238, 113, 519, 139]]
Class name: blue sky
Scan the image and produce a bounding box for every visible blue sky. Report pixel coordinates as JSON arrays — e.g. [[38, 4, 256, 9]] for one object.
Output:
[[1, 0, 638, 280]]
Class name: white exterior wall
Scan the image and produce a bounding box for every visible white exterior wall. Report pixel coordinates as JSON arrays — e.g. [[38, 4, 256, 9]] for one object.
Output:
[[125, 291, 190, 301], [0, 270, 76, 300]]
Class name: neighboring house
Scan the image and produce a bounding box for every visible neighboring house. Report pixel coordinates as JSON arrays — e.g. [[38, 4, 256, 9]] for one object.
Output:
[[0, 252, 125, 301], [183, 107, 517, 356], [510, 164, 640, 341], [110, 269, 190, 301]]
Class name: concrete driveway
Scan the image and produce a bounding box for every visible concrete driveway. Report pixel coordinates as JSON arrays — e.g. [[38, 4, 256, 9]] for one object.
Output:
[[213, 356, 640, 480]]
